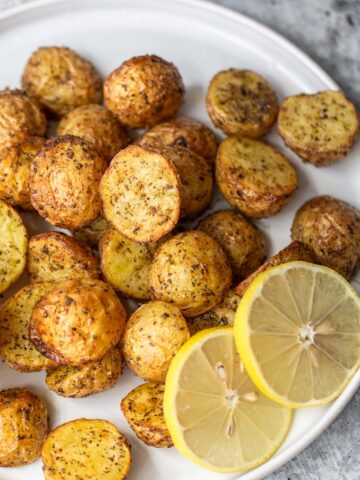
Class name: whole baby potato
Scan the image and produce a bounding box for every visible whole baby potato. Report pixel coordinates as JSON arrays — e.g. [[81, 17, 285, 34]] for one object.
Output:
[[29, 279, 127, 365], [57, 104, 129, 162], [22, 46, 102, 117], [104, 55, 184, 128], [30, 135, 107, 229], [149, 231, 232, 317], [122, 301, 190, 382]]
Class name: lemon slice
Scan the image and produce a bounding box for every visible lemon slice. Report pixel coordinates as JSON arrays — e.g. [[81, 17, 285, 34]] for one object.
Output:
[[234, 261, 360, 408], [164, 327, 292, 473]]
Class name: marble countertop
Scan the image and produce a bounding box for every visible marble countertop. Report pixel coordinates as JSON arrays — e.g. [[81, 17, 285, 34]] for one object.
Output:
[[0, 0, 358, 479]]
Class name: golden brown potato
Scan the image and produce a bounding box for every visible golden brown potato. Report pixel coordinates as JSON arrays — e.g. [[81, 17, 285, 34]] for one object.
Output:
[[57, 104, 129, 162], [0, 388, 48, 467], [0, 282, 57, 372], [22, 46, 102, 117], [0, 136, 45, 210], [100, 145, 181, 243], [100, 227, 167, 300], [42, 419, 131, 480], [29, 279, 127, 365], [73, 214, 110, 248], [149, 231, 232, 317], [0, 199, 27, 294], [278, 91, 359, 166], [206, 69, 278, 138], [30, 135, 107, 229], [234, 240, 318, 296], [187, 290, 242, 335], [122, 301, 190, 382], [291, 196, 360, 279], [28, 231, 100, 283], [0, 89, 46, 146], [216, 136, 298, 218], [104, 54, 184, 128], [46, 346, 122, 398], [198, 209, 266, 281], [135, 116, 218, 166], [121, 382, 173, 448]]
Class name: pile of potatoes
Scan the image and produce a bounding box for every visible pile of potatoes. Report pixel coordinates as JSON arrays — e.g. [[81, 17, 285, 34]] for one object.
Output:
[[0, 45, 359, 479]]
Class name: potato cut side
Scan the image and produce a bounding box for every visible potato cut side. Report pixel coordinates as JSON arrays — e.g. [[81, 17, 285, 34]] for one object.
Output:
[[121, 382, 173, 448], [100, 145, 181, 243], [42, 419, 131, 480], [278, 91, 359, 166]]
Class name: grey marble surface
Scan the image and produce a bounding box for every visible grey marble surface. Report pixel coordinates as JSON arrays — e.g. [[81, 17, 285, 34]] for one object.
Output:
[[0, 0, 359, 479]]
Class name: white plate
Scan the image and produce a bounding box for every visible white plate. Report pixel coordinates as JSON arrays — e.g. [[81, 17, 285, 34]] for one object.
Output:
[[0, 0, 359, 479]]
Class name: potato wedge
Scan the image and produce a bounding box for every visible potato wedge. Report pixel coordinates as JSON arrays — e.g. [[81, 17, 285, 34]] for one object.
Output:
[[100, 145, 181, 243], [0, 199, 27, 294], [42, 419, 131, 480], [28, 231, 100, 283], [278, 91, 359, 166], [206, 69, 278, 138], [121, 382, 172, 448], [73, 214, 110, 248], [216, 136, 298, 218]]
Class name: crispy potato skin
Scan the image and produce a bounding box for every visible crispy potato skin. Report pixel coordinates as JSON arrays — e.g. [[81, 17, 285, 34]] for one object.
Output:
[[216, 136, 298, 218], [42, 419, 131, 480], [0, 199, 27, 294], [29, 279, 127, 365], [234, 240, 318, 296], [291, 196, 360, 279], [30, 135, 107, 229], [0, 388, 48, 467], [100, 145, 181, 243], [121, 382, 173, 448], [135, 116, 218, 166], [104, 54, 184, 128], [198, 209, 267, 281], [278, 91, 359, 166], [46, 346, 122, 398], [206, 69, 278, 138], [149, 231, 232, 317], [22, 47, 102, 117], [122, 301, 190, 382], [73, 214, 110, 248], [57, 104, 129, 162], [0, 89, 46, 146], [28, 231, 100, 283], [0, 136, 45, 210], [0, 282, 57, 372]]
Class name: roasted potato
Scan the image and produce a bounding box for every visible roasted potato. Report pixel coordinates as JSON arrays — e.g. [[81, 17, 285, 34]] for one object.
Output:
[[122, 301, 190, 382], [291, 196, 360, 279], [216, 136, 298, 218], [234, 240, 318, 296], [57, 104, 129, 162], [0, 388, 48, 467], [30, 135, 107, 229], [28, 231, 100, 283], [0, 88, 46, 146], [278, 91, 359, 166], [206, 69, 278, 138], [121, 382, 172, 448], [187, 290, 242, 335], [29, 279, 127, 365], [0, 282, 56, 372], [42, 419, 131, 480], [73, 214, 110, 248], [100, 227, 167, 300], [0, 136, 45, 210], [198, 209, 267, 281], [135, 116, 218, 166], [149, 231, 232, 317], [22, 46, 102, 117], [100, 145, 181, 243], [0, 199, 27, 294], [46, 346, 122, 398]]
